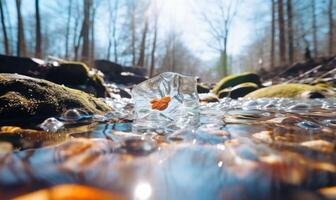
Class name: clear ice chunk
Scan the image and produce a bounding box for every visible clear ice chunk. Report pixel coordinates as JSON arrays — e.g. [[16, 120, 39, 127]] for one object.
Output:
[[132, 72, 200, 131], [39, 117, 64, 132]]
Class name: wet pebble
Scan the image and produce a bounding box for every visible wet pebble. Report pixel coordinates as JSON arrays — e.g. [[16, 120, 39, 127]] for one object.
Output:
[[119, 138, 158, 155], [297, 121, 320, 130], [61, 109, 90, 121], [0, 142, 12, 154], [300, 140, 334, 153], [39, 117, 64, 132], [287, 103, 311, 111]]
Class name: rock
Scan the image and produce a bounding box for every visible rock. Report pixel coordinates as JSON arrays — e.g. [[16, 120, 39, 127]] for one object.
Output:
[[245, 83, 333, 99], [45, 62, 90, 85], [0, 55, 109, 97], [197, 84, 210, 93], [45, 61, 109, 97], [211, 72, 262, 94], [218, 82, 259, 99], [199, 93, 219, 103], [0, 73, 112, 125], [0, 54, 46, 76], [118, 74, 147, 85], [94, 60, 123, 81], [94, 60, 147, 85]]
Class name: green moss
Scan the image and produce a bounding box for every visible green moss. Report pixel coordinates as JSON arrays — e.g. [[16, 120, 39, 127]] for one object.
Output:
[[245, 83, 333, 98], [0, 73, 112, 125], [211, 72, 262, 94]]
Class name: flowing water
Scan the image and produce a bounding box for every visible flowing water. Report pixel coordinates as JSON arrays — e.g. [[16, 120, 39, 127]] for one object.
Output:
[[1, 97, 336, 200]]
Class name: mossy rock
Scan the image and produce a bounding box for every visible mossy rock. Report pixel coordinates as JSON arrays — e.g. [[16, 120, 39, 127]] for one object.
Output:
[[45, 61, 90, 85], [0, 54, 42, 75], [45, 61, 108, 97], [197, 84, 210, 93], [212, 72, 262, 94], [245, 83, 334, 99], [0, 73, 112, 125], [218, 82, 258, 99], [311, 79, 331, 89]]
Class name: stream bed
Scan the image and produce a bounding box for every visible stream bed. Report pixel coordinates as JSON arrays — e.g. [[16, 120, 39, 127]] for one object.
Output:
[[0, 97, 336, 199]]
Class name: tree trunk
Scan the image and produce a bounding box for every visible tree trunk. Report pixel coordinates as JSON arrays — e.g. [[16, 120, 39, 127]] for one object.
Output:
[[137, 19, 148, 67], [35, 0, 42, 58], [328, 0, 334, 56], [278, 0, 286, 64], [15, 0, 26, 57], [89, 5, 96, 67], [149, 19, 158, 77], [287, 0, 294, 63], [0, 0, 10, 54], [131, 8, 136, 66], [312, 0, 318, 58], [73, 0, 80, 60], [65, 0, 72, 59], [112, 0, 119, 63], [81, 0, 91, 63], [270, 0, 275, 67]]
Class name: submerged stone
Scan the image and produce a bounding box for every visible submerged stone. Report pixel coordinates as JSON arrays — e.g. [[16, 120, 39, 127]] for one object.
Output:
[[245, 83, 333, 99], [0, 73, 112, 125], [211, 72, 262, 95]]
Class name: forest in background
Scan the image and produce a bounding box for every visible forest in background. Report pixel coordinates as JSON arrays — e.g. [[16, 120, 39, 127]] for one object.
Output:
[[0, 0, 335, 81]]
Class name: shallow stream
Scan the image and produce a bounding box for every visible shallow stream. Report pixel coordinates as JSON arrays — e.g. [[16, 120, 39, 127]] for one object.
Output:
[[1, 97, 336, 199]]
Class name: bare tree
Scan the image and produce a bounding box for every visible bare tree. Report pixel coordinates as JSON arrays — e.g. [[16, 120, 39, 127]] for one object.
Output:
[[328, 0, 334, 56], [73, 0, 81, 60], [89, 2, 97, 66], [278, 0, 286, 64], [270, 0, 275, 67], [287, 0, 294, 63], [15, 0, 26, 56], [35, 0, 42, 58], [129, 1, 137, 66], [81, 0, 92, 63], [137, 18, 148, 67], [107, 0, 119, 62], [201, 0, 239, 76], [0, 0, 10, 54], [311, 0, 317, 58], [65, 0, 72, 59], [149, 11, 159, 77]]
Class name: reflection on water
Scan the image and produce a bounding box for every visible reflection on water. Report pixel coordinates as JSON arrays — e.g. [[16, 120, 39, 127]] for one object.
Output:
[[0, 98, 336, 199]]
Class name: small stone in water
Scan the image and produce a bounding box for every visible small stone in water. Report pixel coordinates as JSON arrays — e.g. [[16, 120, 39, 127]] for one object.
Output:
[[323, 119, 336, 126], [39, 117, 64, 132], [61, 109, 89, 121], [0, 142, 12, 154], [119, 138, 157, 155], [300, 140, 334, 153], [297, 121, 320, 130], [287, 103, 311, 111]]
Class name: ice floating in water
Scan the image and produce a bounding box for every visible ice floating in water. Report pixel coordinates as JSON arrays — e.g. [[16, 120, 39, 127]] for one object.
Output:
[[39, 117, 64, 132], [132, 72, 200, 131]]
